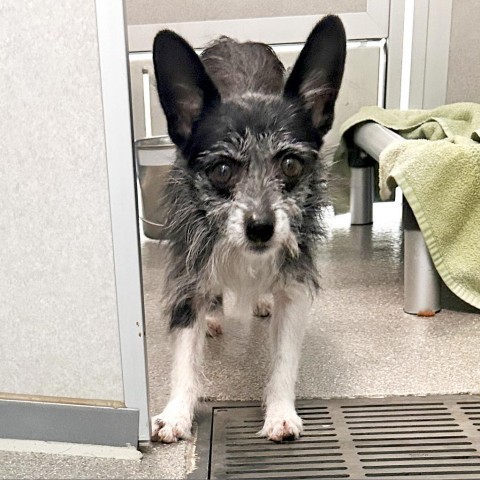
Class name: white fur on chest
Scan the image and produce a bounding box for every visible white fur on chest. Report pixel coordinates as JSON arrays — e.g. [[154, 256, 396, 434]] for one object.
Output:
[[206, 243, 281, 319]]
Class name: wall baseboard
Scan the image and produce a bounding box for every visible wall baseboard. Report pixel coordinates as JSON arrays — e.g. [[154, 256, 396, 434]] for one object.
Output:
[[0, 399, 139, 448]]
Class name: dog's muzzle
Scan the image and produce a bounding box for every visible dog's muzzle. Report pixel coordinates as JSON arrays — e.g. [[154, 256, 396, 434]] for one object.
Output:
[[245, 210, 275, 251]]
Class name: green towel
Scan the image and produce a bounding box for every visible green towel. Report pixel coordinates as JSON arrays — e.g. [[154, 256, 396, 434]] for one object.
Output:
[[337, 103, 480, 310]]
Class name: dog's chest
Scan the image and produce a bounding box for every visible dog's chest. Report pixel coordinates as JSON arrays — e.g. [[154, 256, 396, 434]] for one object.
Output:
[[212, 250, 280, 296]]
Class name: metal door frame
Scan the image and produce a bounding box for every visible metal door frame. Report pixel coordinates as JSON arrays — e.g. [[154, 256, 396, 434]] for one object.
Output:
[[95, 0, 150, 443]]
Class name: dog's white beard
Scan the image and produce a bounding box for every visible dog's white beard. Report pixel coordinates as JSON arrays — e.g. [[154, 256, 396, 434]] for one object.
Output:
[[206, 203, 300, 322]]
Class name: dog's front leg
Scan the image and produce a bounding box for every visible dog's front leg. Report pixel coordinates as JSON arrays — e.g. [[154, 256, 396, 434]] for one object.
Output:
[[259, 283, 310, 442], [151, 308, 206, 443]]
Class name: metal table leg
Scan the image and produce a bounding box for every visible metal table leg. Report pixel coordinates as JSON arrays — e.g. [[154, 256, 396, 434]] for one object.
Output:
[[403, 200, 441, 314], [350, 166, 374, 225]]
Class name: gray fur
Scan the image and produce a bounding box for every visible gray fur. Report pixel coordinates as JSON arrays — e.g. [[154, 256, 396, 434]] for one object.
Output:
[[201, 37, 286, 97]]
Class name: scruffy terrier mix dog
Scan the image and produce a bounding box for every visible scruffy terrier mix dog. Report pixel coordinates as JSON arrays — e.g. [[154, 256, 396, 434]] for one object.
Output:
[[151, 15, 346, 443]]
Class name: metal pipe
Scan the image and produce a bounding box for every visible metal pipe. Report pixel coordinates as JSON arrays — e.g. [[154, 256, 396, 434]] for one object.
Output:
[[353, 122, 404, 160], [351, 122, 442, 314], [403, 201, 441, 314], [350, 123, 403, 227], [350, 166, 374, 225]]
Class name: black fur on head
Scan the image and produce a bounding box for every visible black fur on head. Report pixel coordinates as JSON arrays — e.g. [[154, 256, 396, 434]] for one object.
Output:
[[152, 30, 221, 150], [152, 16, 346, 329]]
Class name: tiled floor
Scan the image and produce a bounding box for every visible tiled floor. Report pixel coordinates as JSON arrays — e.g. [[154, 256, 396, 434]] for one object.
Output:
[[2, 201, 479, 479]]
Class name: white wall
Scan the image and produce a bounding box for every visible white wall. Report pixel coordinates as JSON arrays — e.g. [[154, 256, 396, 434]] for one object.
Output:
[[0, 1, 124, 403]]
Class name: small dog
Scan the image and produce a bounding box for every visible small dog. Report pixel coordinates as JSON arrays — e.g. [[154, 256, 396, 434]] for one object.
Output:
[[151, 15, 346, 443]]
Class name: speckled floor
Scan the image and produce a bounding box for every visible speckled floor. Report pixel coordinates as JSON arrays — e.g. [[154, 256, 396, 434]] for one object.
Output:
[[1, 200, 479, 479], [146, 201, 480, 414]]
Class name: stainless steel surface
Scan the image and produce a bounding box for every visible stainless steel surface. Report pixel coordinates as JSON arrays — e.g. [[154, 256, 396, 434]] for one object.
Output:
[[136, 164, 170, 239], [135, 137, 175, 239], [195, 396, 480, 479], [350, 166, 374, 225], [402, 197, 441, 314], [135, 136, 175, 166], [404, 228, 442, 314], [353, 122, 404, 160], [352, 122, 442, 314]]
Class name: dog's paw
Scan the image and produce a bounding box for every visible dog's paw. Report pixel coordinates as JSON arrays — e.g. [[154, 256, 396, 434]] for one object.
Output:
[[151, 410, 192, 443], [206, 312, 223, 337], [258, 408, 303, 442], [253, 296, 272, 318]]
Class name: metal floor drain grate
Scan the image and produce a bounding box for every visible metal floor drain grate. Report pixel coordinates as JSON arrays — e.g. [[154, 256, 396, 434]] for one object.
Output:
[[191, 395, 480, 479]]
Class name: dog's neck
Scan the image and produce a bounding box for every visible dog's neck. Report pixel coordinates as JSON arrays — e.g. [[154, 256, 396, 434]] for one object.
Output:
[[206, 241, 282, 294]]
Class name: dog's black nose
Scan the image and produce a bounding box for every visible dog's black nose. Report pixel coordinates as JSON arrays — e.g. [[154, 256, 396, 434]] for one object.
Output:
[[245, 212, 275, 243]]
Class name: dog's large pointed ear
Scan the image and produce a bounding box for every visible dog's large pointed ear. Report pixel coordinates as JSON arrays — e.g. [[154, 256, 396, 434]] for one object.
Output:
[[153, 31, 221, 150], [284, 16, 346, 137]]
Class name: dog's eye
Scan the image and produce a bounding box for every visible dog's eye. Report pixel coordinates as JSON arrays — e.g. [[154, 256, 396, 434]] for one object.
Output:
[[209, 163, 233, 186], [281, 158, 303, 178]]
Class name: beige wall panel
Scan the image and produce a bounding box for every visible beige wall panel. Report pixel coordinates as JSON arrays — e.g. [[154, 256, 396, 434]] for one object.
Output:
[[0, 2, 124, 401], [126, 0, 366, 25], [446, 0, 480, 104]]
